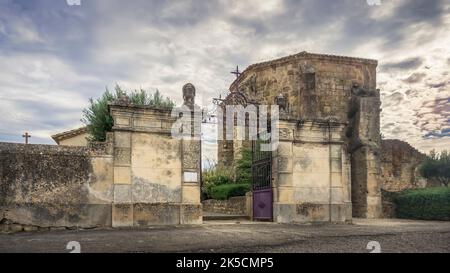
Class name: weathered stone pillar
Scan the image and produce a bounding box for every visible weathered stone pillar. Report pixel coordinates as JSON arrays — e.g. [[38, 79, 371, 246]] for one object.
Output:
[[111, 113, 133, 227], [273, 119, 352, 223], [273, 122, 294, 222], [351, 146, 382, 218], [349, 92, 382, 218], [179, 83, 203, 224], [180, 138, 202, 224], [109, 86, 202, 227]]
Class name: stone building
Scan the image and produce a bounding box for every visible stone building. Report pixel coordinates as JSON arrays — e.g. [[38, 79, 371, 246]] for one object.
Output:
[[51, 127, 89, 146], [217, 51, 382, 220]]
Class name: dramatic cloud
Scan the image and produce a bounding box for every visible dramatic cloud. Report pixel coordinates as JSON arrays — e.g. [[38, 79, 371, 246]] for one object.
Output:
[[402, 72, 427, 84], [382, 57, 424, 71], [0, 0, 449, 155]]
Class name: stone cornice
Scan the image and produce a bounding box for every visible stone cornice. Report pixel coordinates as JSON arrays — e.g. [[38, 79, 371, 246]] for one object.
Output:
[[108, 103, 173, 114]]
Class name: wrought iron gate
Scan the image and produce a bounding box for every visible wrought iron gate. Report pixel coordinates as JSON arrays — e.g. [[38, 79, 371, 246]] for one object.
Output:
[[252, 132, 273, 221]]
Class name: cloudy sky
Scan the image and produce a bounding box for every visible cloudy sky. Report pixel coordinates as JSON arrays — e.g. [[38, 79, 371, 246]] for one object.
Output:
[[0, 0, 449, 156]]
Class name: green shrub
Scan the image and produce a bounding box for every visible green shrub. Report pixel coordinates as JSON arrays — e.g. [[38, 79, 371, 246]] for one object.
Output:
[[201, 148, 253, 199], [209, 183, 251, 200], [394, 187, 450, 220], [82, 85, 174, 141], [203, 172, 234, 199], [201, 160, 234, 199]]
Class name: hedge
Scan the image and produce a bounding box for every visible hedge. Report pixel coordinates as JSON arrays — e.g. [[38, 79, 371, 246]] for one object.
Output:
[[394, 187, 450, 220], [209, 183, 251, 200]]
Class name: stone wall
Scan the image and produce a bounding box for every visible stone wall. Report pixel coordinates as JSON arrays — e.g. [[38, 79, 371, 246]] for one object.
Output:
[[380, 139, 427, 192], [379, 139, 434, 218], [0, 98, 203, 231], [0, 140, 114, 230], [202, 196, 247, 215], [381, 191, 397, 218]]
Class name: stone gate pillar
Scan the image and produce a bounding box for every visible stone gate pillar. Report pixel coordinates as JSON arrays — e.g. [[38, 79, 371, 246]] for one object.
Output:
[[109, 86, 202, 228], [273, 119, 352, 223]]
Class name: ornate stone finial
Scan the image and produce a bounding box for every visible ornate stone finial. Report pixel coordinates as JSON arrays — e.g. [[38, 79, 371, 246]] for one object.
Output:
[[182, 83, 196, 109]]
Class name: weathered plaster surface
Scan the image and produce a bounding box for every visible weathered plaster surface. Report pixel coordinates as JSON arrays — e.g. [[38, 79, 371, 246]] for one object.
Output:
[[273, 120, 352, 223], [110, 103, 202, 227]]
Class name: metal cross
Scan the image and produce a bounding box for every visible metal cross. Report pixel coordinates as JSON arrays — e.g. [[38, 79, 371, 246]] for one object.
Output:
[[230, 66, 241, 79], [212, 66, 243, 105], [22, 132, 31, 144], [231, 65, 242, 92]]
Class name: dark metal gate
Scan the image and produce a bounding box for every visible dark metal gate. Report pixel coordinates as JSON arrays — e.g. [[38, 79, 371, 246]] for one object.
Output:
[[252, 132, 273, 221]]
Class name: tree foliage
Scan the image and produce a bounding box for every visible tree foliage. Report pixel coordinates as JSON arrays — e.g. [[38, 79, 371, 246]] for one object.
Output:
[[201, 148, 253, 199], [235, 148, 252, 184], [202, 159, 234, 199], [420, 150, 450, 187], [82, 85, 175, 141]]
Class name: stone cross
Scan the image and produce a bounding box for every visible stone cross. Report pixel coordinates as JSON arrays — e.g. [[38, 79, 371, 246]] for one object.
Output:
[[22, 132, 31, 144]]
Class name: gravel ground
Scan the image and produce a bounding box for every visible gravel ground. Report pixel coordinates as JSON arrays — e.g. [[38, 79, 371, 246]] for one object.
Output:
[[0, 218, 449, 253]]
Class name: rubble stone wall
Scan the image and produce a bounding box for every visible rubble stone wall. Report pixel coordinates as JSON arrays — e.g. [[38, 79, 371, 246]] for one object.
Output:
[[0, 141, 114, 231], [202, 196, 247, 215], [380, 139, 427, 192]]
